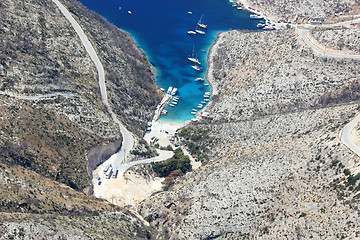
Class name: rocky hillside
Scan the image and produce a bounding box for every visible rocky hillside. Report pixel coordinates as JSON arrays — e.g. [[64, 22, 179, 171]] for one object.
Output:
[[139, 29, 360, 239], [244, 0, 360, 22], [311, 27, 360, 53], [0, 0, 159, 237]]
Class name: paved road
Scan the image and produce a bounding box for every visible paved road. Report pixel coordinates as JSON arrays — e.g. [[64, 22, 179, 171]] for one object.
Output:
[[320, 17, 360, 27], [298, 28, 360, 59], [298, 21, 360, 157], [339, 115, 360, 157], [117, 150, 174, 172], [52, 0, 134, 164]]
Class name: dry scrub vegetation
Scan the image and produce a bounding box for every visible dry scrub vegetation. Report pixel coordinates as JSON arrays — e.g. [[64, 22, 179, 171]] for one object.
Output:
[[139, 29, 360, 239], [0, 0, 159, 237]]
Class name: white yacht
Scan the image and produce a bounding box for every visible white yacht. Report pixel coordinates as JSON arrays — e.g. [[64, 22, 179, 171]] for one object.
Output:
[[196, 29, 205, 35], [192, 65, 202, 71], [188, 46, 201, 65], [197, 14, 207, 29]]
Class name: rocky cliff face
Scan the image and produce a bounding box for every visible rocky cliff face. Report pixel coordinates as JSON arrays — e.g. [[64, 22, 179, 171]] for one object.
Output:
[[139, 29, 360, 239], [0, 0, 159, 236]]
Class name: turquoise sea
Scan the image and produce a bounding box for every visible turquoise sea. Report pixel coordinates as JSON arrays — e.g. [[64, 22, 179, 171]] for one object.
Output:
[[78, 0, 260, 123]]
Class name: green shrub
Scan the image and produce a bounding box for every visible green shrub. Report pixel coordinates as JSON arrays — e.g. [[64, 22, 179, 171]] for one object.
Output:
[[152, 148, 191, 177]]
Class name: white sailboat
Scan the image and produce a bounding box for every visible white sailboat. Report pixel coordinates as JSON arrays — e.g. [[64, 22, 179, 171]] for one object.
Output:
[[196, 29, 205, 35], [192, 65, 202, 71], [188, 46, 201, 65], [197, 14, 207, 29]]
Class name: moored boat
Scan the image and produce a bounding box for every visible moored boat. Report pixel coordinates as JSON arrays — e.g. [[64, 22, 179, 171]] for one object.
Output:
[[187, 30, 196, 35], [197, 14, 207, 29], [192, 65, 202, 71], [196, 29, 205, 35], [188, 46, 201, 65], [263, 25, 275, 30], [191, 111, 197, 115], [195, 77, 204, 82], [188, 57, 201, 65], [250, 14, 263, 19], [171, 87, 178, 95], [167, 87, 173, 94]]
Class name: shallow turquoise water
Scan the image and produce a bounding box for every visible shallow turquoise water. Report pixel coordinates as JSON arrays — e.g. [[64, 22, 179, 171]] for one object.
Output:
[[78, 0, 260, 123]]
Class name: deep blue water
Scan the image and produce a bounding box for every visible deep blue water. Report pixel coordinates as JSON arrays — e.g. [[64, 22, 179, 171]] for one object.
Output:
[[78, 0, 260, 123]]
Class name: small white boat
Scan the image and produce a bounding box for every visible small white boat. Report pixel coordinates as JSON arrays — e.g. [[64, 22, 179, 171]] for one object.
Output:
[[201, 101, 206, 104], [192, 109, 198, 112], [188, 57, 201, 65], [171, 102, 178, 105], [204, 83, 209, 86], [257, 23, 266, 28], [237, 7, 243, 10], [204, 94, 210, 97], [197, 14, 207, 29], [128, 11, 132, 14], [188, 11, 193, 14], [263, 25, 275, 30], [196, 29, 205, 35], [205, 92, 211, 94], [171, 87, 177, 95], [195, 78, 204, 82], [167, 87, 173, 94], [250, 14, 263, 20], [192, 65, 202, 71], [191, 112, 197, 115], [170, 104, 175, 107], [187, 31, 196, 35], [204, 98, 210, 101], [188, 46, 201, 65]]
